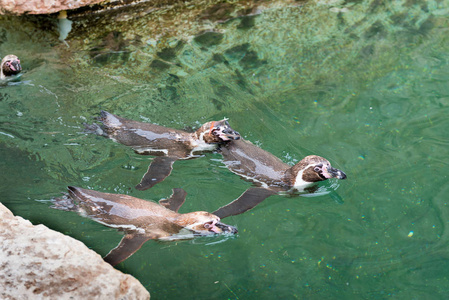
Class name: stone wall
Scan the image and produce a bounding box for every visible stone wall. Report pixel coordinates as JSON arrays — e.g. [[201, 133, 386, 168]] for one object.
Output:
[[0, 0, 106, 15], [0, 202, 150, 300]]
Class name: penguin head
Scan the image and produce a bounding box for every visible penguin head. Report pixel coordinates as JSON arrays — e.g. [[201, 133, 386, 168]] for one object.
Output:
[[1, 55, 22, 77], [175, 211, 238, 235], [291, 155, 346, 188], [200, 119, 240, 143]]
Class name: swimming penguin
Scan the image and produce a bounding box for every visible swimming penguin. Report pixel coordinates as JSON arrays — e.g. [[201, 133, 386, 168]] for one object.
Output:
[[52, 186, 237, 266], [212, 138, 347, 218], [0, 55, 22, 80], [91, 111, 240, 190]]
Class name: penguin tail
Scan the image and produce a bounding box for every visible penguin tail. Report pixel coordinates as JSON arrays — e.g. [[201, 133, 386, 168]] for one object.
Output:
[[50, 192, 78, 212]]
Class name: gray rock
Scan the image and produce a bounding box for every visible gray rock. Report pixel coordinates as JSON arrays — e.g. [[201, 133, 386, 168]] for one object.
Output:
[[0, 202, 150, 300]]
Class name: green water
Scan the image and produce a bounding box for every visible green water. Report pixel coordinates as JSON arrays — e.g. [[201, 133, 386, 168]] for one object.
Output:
[[1, 0, 449, 298]]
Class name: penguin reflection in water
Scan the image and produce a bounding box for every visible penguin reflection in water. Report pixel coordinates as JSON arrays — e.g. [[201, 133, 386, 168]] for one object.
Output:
[[89, 111, 240, 191], [211, 138, 347, 219], [52, 187, 237, 266]]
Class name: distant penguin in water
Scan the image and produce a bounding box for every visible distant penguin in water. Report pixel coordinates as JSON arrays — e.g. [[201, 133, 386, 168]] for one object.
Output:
[[90, 111, 240, 190], [1, 55, 22, 80], [52, 186, 238, 266], [211, 138, 347, 218]]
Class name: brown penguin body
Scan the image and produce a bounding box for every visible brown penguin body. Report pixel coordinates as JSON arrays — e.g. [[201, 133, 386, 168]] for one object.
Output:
[[52, 186, 237, 265], [220, 139, 291, 189], [213, 138, 347, 218], [95, 111, 240, 190]]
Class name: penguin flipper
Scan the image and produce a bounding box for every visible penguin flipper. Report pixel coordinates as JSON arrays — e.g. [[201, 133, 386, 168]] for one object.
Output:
[[135, 156, 177, 191], [159, 188, 187, 213], [103, 233, 154, 266], [212, 187, 276, 219]]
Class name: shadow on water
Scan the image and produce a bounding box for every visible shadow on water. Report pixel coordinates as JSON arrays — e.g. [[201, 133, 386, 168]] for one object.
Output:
[[1, 0, 449, 298]]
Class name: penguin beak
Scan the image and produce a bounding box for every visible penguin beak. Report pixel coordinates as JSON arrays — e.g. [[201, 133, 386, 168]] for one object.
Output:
[[214, 221, 238, 234], [220, 128, 240, 140], [11, 60, 22, 72], [327, 167, 347, 179], [203, 219, 238, 234]]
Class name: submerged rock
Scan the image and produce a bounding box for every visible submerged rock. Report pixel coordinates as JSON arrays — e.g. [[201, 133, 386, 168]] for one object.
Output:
[[0, 202, 150, 300]]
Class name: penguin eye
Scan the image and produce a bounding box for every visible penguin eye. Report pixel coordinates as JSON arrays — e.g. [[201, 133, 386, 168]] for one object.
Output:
[[204, 220, 215, 229], [314, 164, 323, 172]]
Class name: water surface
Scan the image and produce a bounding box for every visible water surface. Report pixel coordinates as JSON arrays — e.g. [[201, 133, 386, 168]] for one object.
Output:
[[1, 0, 449, 299]]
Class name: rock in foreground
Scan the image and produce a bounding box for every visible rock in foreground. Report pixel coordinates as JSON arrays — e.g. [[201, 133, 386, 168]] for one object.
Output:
[[0, 202, 150, 300]]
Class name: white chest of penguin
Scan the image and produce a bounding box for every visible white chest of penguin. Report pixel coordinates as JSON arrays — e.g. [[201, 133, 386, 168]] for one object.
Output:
[[190, 134, 217, 154], [159, 228, 196, 241], [292, 167, 315, 190]]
